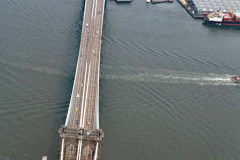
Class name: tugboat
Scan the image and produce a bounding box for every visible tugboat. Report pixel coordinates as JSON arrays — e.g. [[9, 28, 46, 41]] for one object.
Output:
[[204, 10, 240, 26], [231, 75, 240, 83]]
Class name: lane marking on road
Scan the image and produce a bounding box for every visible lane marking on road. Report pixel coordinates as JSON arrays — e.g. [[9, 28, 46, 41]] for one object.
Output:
[[82, 61, 92, 128], [80, 62, 88, 128]]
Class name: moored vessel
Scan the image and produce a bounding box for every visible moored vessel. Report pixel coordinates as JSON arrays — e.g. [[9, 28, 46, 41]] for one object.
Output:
[[205, 10, 240, 26]]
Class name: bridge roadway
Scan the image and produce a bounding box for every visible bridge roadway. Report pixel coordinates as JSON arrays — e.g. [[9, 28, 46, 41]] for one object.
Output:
[[58, 0, 105, 159]]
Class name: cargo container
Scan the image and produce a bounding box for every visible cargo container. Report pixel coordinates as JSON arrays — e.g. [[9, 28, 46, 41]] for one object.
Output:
[[223, 13, 232, 22]]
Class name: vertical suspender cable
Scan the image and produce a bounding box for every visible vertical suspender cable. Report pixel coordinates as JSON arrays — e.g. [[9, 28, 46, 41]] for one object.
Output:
[[60, 138, 65, 160], [93, 142, 99, 160]]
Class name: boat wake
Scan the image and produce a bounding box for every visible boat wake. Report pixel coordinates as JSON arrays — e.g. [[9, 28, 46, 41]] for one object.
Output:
[[101, 69, 237, 86]]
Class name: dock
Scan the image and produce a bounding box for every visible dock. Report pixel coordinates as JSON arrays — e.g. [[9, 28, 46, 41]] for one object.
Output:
[[194, 0, 240, 13], [57, 0, 105, 159], [177, 0, 240, 19]]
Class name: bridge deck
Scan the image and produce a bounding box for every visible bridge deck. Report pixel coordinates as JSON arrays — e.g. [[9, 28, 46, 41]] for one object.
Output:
[[59, 0, 105, 159]]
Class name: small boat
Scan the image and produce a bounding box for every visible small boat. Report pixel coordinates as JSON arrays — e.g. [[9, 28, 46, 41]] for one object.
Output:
[[231, 75, 240, 83], [151, 0, 173, 3], [146, 0, 151, 3]]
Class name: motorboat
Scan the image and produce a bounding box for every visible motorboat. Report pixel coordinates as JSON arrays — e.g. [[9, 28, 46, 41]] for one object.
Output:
[[231, 75, 240, 83], [146, 0, 151, 3]]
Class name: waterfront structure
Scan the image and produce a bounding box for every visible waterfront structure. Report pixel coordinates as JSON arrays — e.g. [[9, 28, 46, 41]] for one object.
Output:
[[193, 0, 240, 13], [178, 0, 240, 19], [58, 0, 105, 159]]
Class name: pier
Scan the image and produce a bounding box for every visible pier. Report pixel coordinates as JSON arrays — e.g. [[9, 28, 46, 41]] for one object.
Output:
[[177, 0, 240, 19], [58, 0, 105, 159], [193, 0, 240, 13]]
